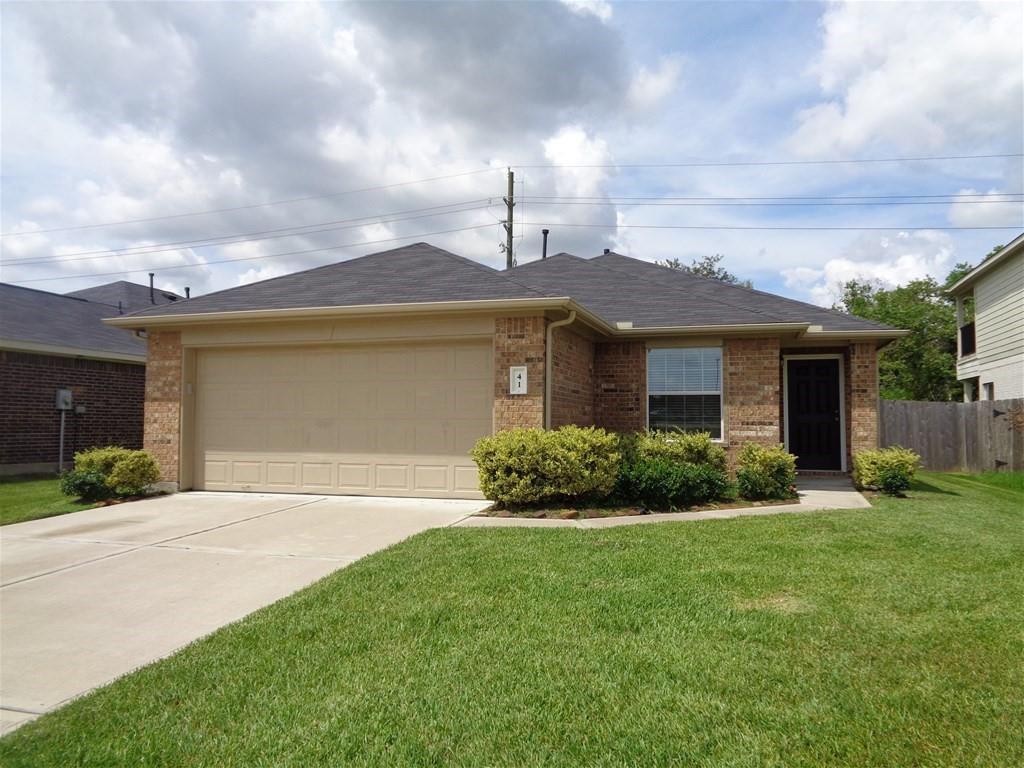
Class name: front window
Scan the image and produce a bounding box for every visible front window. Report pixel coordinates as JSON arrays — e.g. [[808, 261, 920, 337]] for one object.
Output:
[[647, 347, 722, 438]]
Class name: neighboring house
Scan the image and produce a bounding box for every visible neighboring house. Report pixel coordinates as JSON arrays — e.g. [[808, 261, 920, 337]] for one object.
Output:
[[0, 281, 182, 474], [108, 243, 904, 499], [947, 231, 1024, 402]]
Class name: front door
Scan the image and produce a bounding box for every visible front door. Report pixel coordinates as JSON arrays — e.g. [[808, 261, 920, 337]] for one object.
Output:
[[786, 358, 842, 470]]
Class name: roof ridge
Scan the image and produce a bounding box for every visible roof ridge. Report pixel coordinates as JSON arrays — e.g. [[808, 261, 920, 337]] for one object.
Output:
[[1, 282, 98, 304], [431, 246, 552, 298]]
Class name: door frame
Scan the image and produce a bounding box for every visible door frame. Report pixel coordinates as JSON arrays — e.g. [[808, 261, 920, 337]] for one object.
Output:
[[782, 353, 847, 472]]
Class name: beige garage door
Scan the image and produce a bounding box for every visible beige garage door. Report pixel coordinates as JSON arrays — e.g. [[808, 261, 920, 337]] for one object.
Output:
[[193, 341, 492, 498]]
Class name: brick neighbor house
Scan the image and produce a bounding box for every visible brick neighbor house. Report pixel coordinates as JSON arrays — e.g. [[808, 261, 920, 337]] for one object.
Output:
[[0, 281, 182, 474], [107, 243, 905, 499]]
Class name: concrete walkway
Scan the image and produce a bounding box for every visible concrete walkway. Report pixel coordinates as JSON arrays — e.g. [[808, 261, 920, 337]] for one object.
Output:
[[455, 476, 871, 529], [0, 492, 486, 734]]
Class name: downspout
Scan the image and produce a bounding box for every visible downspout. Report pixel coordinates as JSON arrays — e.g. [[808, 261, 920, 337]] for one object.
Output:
[[544, 310, 577, 429]]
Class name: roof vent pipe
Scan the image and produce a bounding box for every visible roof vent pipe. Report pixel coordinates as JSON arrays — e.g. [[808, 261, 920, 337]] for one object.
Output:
[[185, 287, 191, 299], [603, 248, 610, 254], [541, 229, 550, 260], [149, 273, 155, 304], [118, 300, 123, 315]]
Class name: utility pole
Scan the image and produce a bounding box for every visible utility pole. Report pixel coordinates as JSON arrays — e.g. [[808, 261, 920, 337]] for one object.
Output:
[[502, 167, 515, 269]]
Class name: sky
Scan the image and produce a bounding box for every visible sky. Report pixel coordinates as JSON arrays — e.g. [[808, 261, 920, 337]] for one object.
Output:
[[2, 0, 1022, 307]]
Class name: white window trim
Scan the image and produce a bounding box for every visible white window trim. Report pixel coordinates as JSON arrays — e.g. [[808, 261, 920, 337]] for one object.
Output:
[[782, 353, 847, 472], [645, 346, 724, 441]]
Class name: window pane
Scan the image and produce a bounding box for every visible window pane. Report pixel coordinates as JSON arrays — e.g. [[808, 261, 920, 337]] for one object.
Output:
[[647, 347, 720, 393], [648, 394, 721, 438]]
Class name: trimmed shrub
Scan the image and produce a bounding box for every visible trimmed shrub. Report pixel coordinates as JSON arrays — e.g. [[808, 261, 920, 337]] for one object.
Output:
[[107, 450, 161, 496], [736, 443, 798, 500], [471, 426, 620, 506], [61, 446, 161, 501], [635, 430, 728, 473], [617, 456, 729, 510], [852, 447, 920, 495], [59, 469, 111, 503], [74, 446, 134, 477]]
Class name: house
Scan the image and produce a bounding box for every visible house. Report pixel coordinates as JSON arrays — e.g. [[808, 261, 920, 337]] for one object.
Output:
[[107, 243, 905, 499], [0, 281, 182, 474], [947, 231, 1024, 401]]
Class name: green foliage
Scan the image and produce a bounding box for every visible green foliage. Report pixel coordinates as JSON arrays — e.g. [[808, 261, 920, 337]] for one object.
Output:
[[833, 248, 1003, 403], [74, 446, 134, 477], [107, 451, 162, 496], [59, 469, 112, 503], [634, 430, 728, 472], [617, 456, 728, 510], [471, 426, 620, 506], [61, 446, 161, 500], [657, 253, 753, 288], [852, 447, 921, 495], [735, 444, 797, 501], [836, 276, 960, 401]]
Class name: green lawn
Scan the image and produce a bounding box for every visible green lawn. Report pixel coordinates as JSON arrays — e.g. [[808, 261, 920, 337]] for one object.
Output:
[[0, 475, 96, 526], [2, 472, 1022, 767]]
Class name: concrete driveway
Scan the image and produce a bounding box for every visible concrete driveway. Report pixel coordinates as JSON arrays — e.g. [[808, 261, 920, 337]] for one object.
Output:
[[0, 492, 485, 734]]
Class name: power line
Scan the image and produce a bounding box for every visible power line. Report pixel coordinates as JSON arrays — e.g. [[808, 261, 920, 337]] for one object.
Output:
[[6, 223, 497, 284], [519, 199, 1024, 208], [521, 192, 1024, 201], [514, 152, 1023, 169], [0, 168, 502, 237], [3, 201, 499, 266], [522, 221, 1023, 231]]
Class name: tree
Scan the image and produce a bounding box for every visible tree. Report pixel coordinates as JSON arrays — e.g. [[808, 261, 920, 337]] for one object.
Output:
[[657, 254, 753, 288], [834, 271, 964, 401]]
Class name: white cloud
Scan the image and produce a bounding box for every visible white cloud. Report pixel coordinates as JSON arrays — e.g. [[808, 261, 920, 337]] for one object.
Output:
[[628, 56, 683, 112], [790, 1, 1023, 155], [949, 188, 1024, 228], [560, 0, 612, 23], [782, 230, 955, 306], [542, 125, 613, 198]]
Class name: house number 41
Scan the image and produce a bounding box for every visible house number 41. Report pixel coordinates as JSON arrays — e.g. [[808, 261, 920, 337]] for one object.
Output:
[[509, 365, 528, 395]]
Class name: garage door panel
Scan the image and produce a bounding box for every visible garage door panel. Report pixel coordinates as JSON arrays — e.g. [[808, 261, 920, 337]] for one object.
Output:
[[194, 341, 490, 498]]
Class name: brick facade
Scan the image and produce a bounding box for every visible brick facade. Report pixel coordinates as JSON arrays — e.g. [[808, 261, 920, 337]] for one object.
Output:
[[549, 326, 595, 428], [493, 316, 546, 431], [593, 341, 647, 432], [723, 338, 781, 454], [144, 331, 183, 484], [0, 350, 145, 469], [848, 342, 879, 456]]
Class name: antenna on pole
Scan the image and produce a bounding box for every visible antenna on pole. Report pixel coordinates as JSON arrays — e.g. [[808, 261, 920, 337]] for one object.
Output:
[[502, 168, 515, 269]]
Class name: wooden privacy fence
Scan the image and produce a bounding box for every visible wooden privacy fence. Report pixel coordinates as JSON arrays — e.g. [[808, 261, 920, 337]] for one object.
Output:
[[879, 398, 1024, 472]]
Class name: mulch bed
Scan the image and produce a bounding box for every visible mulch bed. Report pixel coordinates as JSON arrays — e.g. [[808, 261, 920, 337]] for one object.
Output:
[[481, 497, 798, 519]]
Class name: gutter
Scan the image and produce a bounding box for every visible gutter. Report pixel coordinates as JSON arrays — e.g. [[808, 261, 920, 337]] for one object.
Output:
[[103, 297, 574, 329], [544, 310, 576, 429], [102, 296, 907, 344], [0, 338, 146, 364]]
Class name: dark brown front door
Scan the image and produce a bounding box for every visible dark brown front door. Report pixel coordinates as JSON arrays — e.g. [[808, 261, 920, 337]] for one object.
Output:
[[786, 358, 842, 470]]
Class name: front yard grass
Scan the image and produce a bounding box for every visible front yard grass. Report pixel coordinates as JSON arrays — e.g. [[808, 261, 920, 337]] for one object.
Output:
[[2, 471, 1022, 766], [0, 475, 96, 526]]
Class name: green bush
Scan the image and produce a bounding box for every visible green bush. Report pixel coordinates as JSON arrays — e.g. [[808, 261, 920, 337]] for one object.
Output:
[[634, 430, 727, 472], [471, 426, 620, 506], [852, 447, 920, 495], [60, 446, 161, 501], [107, 450, 161, 496], [59, 469, 111, 503], [617, 456, 729, 510], [736, 443, 798, 500], [74, 446, 134, 477]]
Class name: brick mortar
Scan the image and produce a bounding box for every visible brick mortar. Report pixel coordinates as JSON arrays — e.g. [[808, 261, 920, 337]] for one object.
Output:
[[0, 350, 145, 465], [143, 330, 182, 483], [550, 326, 595, 428]]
